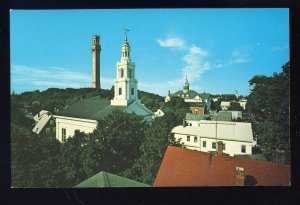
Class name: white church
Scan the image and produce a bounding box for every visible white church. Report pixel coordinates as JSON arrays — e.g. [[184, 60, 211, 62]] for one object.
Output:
[[54, 32, 153, 142]]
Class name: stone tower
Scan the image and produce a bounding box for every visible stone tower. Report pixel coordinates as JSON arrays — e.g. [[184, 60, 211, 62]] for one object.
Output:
[[92, 35, 101, 89], [111, 30, 138, 106]]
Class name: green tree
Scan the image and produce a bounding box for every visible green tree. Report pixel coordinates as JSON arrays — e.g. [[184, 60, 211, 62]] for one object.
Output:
[[122, 112, 182, 185], [228, 102, 244, 111], [80, 110, 146, 179], [59, 131, 88, 187], [247, 62, 290, 163]]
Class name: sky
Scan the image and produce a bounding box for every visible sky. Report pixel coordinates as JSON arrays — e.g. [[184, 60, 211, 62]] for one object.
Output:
[[10, 9, 289, 96]]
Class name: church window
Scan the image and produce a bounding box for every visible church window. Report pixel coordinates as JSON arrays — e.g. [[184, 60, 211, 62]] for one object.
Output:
[[119, 88, 122, 95], [62, 128, 66, 142], [121, 69, 124, 78], [131, 88, 134, 95]]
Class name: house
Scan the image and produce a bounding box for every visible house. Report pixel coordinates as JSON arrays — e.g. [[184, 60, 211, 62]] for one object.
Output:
[[153, 108, 165, 118], [54, 33, 153, 142], [153, 146, 290, 186], [172, 120, 255, 156], [74, 171, 150, 187], [187, 102, 205, 115], [220, 101, 231, 111], [32, 110, 55, 137], [239, 98, 247, 110]]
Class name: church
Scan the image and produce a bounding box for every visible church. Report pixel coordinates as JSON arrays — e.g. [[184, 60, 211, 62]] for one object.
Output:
[[165, 76, 211, 115], [54, 32, 153, 142]]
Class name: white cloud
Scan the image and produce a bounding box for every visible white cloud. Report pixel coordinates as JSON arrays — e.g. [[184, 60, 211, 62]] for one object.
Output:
[[156, 36, 211, 88], [157, 37, 186, 49], [11, 64, 114, 90]]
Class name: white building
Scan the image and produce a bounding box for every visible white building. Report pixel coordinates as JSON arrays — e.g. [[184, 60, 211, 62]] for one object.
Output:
[[32, 110, 55, 136], [172, 120, 255, 156], [239, 98, 247, 110], [54, 33, 153, 142], [153, 109, 165, 118], [220, 101, 231, 111]]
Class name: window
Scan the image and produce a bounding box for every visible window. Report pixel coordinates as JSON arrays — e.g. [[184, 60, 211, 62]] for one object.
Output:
[[203, 141, 206, 148], [189, 123, 192, 126], [62, 128, 66, 142], [241, 145, 246, 153], [187, 135, 190, 142], [222, 143, 226, 150], [119, 88, 122, 95], [131, 88, 134, 95], [121, 69, 124, 78], [194, 136, 198, 143], [129, 70, 132, 78], [195, 109, 198, 114], [212, 142, 216, 149]]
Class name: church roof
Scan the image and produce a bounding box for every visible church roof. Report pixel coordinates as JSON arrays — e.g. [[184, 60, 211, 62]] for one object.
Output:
[[56, 96, 127, 120], [198, 92, 210, 99], [74, 171, 150, 187], [172, 90, 199, 99]]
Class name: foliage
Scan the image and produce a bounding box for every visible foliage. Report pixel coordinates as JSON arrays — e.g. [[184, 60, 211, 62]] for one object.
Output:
[[228, 102, 244, 111], [247, 62, 290, 163], [122, 112, 182, 185], [81, 110, 147, 179], [163, 96, 190, 121], [139, 90, 164, 111]]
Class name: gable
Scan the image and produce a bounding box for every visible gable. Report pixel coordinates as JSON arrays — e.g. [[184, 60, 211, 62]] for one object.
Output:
[[125, 101, 153, 117]]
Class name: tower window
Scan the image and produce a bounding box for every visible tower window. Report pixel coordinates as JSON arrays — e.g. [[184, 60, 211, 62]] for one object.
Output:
[[131, 88, 134, 95], [129, 70, 131, 78], [121, 69, 124, 78], [119, 88, 122, 95]]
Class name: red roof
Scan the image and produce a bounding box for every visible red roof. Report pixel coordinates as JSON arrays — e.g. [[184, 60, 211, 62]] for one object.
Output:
[[153, 146, 290, 186]]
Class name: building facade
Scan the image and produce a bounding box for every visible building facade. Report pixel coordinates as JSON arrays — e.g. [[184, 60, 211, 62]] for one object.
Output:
[[172, 120, 255, 156]]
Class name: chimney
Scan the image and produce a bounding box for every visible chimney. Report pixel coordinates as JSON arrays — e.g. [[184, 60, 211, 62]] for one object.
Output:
[[217, 141, 223, 156], [182, 119, 186, 127], [235, 167, 245, 186]]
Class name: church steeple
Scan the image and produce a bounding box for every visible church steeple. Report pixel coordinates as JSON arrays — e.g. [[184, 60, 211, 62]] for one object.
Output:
[[183, 74, 189, 94], [111, 29, 138, 106]]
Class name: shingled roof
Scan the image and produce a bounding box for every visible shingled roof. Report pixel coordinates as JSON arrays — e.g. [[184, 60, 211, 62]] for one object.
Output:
[[56, 96, 127, 120], [153, 146, 290, 186], [74, 171, 150, 187]]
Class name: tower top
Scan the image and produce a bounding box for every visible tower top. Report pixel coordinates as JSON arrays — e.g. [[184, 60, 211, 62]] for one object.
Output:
[[124, 28, 130, 42]]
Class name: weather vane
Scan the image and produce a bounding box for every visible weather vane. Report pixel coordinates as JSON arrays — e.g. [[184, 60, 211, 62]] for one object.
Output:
[[124, 28, 130, 39]]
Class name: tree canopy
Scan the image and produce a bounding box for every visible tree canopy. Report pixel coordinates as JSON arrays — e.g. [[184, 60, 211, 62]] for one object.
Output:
[[247, 62, 290, 163]]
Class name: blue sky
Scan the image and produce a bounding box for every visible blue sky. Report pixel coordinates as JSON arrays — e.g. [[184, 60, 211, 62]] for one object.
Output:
[[10, 9, 289, 96]]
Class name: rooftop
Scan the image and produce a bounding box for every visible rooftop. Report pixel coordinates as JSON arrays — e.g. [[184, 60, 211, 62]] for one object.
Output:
[[172, 119, 254, 143], [56, 96, 127, 120], [75, 171, 150, 187], [154, 146, 290, 186]]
